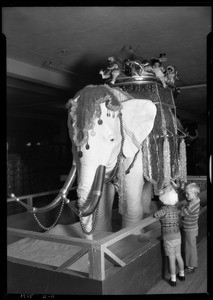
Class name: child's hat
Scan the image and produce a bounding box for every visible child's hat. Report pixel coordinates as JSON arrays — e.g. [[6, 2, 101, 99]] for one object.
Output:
[[159, 184, 178, 205]]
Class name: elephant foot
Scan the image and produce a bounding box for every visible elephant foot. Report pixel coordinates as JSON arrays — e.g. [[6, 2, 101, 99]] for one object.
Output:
[[137, 232, 151, 243]]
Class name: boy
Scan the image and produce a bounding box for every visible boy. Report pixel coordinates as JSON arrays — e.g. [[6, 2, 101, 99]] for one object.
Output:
[[153, 184, 185, 286], [180, 182, 200, 274]]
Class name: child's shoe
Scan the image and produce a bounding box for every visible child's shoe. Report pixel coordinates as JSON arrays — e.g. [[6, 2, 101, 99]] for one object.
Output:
[[184, 267, 195, 274], [169, 279, 177, 287], [177, 274, 185, 281]]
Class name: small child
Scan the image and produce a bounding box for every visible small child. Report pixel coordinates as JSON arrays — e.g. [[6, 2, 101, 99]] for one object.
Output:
[[153, 184, 185, 286], [180, 182, 200, 274]]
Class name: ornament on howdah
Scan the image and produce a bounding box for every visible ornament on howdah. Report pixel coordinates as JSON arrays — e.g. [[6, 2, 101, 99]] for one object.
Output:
[[99, 47, 180, 92]]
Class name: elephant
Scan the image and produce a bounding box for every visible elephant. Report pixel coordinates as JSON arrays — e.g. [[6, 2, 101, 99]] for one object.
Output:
[[11, 81, 186, 240], [64, 83, 187, 240]]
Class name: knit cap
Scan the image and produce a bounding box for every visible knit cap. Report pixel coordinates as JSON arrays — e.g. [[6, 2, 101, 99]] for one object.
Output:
[[159, 184, 178, 206]]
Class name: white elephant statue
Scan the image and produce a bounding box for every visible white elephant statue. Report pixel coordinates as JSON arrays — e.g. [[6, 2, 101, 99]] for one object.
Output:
[[11, 82, 187, 240], [64, 83, 187, 239]]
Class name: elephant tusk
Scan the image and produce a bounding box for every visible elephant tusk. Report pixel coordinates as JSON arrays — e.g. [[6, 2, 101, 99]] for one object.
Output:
[[59, 165, 77, 196], [33, 164, 77, 213], [92, 190, 102, 196], [13, 165, 77, 213], [79, 165, 106, 217]]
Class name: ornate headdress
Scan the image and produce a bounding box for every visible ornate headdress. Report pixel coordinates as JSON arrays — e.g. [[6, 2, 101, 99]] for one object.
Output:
[[66, 84, 132, 151]]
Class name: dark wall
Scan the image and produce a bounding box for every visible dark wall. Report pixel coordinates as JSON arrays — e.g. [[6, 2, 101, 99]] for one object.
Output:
[[7, 115, 73, 196]]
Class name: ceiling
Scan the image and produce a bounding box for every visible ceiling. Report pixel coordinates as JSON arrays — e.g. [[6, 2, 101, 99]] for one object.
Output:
[[3, 6, 211, 127]]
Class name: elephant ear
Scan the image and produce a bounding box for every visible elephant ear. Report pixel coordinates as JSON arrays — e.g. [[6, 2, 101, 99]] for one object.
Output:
[[122, 99, 157, 157]]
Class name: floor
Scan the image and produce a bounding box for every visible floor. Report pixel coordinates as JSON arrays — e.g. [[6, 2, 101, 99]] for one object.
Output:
[[147, 237, 208, 294]]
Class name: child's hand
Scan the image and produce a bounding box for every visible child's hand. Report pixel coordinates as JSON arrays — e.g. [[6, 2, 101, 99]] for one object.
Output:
[[170, 179, 179, 188], [177, 200, 187, 208]]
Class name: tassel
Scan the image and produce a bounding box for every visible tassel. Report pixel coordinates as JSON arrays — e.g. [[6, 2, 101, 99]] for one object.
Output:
[[163, 136, 171, 185], [117, 157, 127, 215], [179, 139, 187, 183], [78, 151, 83, 158]]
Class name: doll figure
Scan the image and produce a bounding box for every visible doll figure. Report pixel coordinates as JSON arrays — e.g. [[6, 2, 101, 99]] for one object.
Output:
[[151, 59, 167, 88], [99, 56, 120, 84], [122, 59, 133, 76], [165, 65, 178, 85]]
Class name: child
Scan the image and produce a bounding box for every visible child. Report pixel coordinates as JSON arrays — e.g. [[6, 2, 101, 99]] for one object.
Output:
[[180, 182, 200, 274], [153, 184, 185, 286]]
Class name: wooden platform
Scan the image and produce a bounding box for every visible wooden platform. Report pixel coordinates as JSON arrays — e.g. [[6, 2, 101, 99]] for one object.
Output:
[[7, 205, 207, 295]]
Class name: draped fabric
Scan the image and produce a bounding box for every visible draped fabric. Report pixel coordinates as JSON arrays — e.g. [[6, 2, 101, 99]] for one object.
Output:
[[142, 104, 182, 195]]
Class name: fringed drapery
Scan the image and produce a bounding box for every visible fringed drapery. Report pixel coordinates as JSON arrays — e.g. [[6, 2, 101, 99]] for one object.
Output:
[[117, 157, 127, 214], [141, 84, 183, 195], [179, 138, 187, 183]]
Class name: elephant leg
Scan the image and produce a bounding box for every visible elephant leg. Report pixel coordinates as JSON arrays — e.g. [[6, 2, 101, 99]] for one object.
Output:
[[94, 182, 115, 232], [121, 154, 144, 229]]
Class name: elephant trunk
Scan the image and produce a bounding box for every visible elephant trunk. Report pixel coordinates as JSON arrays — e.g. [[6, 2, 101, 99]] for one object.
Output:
[[79, 165, 106, 217]]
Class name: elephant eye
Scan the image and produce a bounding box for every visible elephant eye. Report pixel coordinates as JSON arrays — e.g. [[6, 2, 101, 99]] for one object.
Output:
[[109, 134, 119, 142]]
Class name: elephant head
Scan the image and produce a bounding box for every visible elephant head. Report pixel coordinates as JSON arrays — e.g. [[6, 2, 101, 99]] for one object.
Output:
[[66, 84, 157, 238]]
